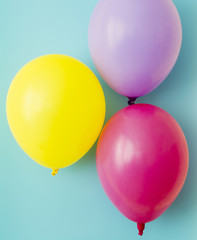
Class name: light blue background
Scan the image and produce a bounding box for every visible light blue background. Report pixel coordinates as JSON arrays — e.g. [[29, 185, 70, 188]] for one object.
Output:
[[0, 0, 196, 239]]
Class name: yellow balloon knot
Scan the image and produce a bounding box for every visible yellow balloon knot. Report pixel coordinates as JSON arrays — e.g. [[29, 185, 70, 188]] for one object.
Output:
[[51, 169, 59, 176]]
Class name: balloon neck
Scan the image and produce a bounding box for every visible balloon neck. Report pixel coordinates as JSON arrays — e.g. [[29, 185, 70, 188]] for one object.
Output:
[[128, 97, 137, 105], [137, 223, 145, 236], [51, 169, 59, 176]]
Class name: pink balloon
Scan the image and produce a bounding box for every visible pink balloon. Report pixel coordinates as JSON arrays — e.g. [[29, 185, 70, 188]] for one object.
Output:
[[96, 104, 188, 235]]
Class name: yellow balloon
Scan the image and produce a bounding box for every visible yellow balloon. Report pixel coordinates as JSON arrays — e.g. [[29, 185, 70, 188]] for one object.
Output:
[[6, 54, 105, 175]]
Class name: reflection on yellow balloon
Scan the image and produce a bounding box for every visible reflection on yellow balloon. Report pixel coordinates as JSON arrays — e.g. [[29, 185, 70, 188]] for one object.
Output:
[[6, 54, 105, 175]]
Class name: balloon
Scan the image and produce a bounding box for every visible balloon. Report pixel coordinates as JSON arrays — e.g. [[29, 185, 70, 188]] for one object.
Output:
[[88, 0, 182, 97], [96, 104, 188, 235], [6, 54, 105, 175]]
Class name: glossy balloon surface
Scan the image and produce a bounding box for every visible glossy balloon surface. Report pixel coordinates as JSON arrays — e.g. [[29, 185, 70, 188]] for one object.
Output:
[[89, 0, 182, 97], [97, 104, 188, 223], [7, 54, 105, 170]]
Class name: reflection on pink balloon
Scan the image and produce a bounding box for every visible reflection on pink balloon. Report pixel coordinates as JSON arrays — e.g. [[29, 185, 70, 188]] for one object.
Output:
[[96, 104, 188, 235]]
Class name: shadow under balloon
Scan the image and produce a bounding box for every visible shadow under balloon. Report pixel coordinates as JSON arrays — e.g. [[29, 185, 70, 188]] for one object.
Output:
[[74, 141, 98, 170], [140, 3, 196, 106], [142, 4, 197, 218], [163, 133, 197, 219]]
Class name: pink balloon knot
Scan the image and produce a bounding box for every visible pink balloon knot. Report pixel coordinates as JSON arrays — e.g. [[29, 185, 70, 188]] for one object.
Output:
[[137, 223, 145, 236]]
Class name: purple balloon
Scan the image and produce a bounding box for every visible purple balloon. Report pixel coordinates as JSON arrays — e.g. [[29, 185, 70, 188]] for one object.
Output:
[[88, 0, 182, 97]]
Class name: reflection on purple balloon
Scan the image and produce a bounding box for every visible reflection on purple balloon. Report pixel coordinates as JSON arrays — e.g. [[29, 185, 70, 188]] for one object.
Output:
[[89, 0, 182, 97]]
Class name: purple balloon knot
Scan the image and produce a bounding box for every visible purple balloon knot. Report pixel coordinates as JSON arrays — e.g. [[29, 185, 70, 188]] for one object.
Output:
[[128, 97, 137, 105]]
